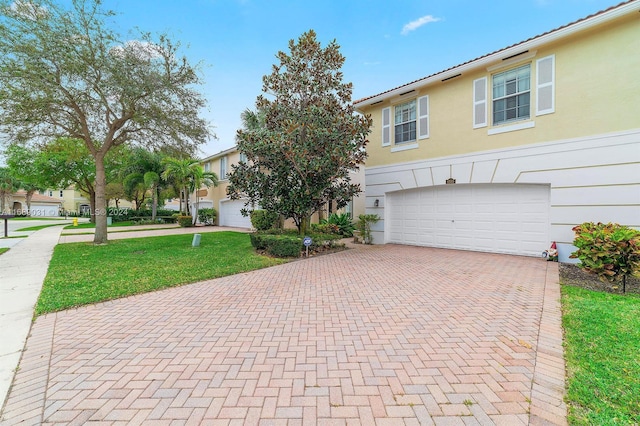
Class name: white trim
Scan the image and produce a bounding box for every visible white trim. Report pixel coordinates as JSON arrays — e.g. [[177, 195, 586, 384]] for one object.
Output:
[[473, 77, 487, 129], [381, 107, 391, 147], [391, 143, 419, 153], [417, 95, 429, 139], [536, 54, 556, 116], [365, 128, 640, 173], [488, 121, 535, 135], [355, 1, 638, 108]]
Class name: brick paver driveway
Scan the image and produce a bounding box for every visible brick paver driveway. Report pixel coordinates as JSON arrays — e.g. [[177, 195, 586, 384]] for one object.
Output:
[[2, 245, 566, 425]]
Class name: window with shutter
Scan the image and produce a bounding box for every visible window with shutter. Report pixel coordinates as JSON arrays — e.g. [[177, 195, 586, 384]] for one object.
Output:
[[473, 77, 487, 128], [418, 95, 429, 139], [382, 107, 391, 146], [536, 55, 555, 116]]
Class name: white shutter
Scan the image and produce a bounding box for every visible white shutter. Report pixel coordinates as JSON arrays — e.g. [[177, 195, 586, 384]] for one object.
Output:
[[536, 55, 555, 116], [382, 107, 391, 146], [473, 77, 487, 128], [418, 95, 429, 139]]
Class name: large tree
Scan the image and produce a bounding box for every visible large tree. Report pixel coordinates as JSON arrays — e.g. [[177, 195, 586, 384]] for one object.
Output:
[[227, 30, 371, 234], [0, 0, 211, 243]]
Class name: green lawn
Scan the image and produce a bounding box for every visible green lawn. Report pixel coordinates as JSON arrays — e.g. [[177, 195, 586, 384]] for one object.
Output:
[[562, 285, 640, 425], [35, 232, 286, 315], [16, 223, 67, 231], [0, 247, 8, 256]]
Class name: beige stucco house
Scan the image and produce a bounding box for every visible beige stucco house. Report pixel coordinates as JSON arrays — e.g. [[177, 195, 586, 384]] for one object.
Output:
[[354, 1, 640, 261]]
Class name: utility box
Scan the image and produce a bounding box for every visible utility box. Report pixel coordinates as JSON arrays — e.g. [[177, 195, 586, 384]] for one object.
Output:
[[192, 234, 201, 247]]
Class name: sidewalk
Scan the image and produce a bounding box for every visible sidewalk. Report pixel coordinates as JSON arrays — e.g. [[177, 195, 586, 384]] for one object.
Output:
[[0, 226, 64, 410]]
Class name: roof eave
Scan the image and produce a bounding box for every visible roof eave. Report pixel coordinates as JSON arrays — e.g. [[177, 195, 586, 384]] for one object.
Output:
[[354, 0, 638, 110]]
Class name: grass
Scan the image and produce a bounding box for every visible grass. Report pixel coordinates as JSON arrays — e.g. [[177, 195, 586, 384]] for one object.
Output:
[[15, 223, 67, 231], [0, 247, 8, 256], [562, 285, 640, 425], [35, 231, 286, 315]]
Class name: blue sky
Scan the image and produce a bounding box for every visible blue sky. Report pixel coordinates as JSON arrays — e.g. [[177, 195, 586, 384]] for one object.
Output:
[[108, 0, 620, 157]]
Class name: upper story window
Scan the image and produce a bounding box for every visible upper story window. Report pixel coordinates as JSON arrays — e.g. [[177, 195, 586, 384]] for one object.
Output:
[[59, 190, 63, 197], [239, 152, 247, 163], [204, 161, 211, 172], [381, 96, 429, 149], [492, 64, 530, 125], [220, 156, 228, 180], [48, 190, 53, 197], [394, 100, 416, 144]]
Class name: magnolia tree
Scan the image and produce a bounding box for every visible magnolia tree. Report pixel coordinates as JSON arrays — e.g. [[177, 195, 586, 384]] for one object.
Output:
[[227, 30, 371, 234], [0, 0, 211, 243]]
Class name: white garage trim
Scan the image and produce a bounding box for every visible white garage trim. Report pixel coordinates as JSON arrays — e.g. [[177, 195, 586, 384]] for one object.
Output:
[[386, 184, 550, 257], [219, 198, 253, 229], [365, 128, 640, 262]]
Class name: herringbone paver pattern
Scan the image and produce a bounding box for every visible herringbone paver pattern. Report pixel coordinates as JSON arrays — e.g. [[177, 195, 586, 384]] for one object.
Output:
[[1, 245, 566, 425]]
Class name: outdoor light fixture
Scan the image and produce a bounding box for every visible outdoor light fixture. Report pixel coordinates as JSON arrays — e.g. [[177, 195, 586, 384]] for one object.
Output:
[[374, 199, 379, 207]]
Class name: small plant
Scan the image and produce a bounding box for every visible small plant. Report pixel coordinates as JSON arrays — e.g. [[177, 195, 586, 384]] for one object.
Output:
[[176, 215, 193, 227], [321, 213, 355, 237], [250, 209, 279, 231], [310, 223, 340, 235], [198, 208, 217, 226], [570, 222, 640, 293], [463, 399, 474, 406], [356, 214, 380, 244]]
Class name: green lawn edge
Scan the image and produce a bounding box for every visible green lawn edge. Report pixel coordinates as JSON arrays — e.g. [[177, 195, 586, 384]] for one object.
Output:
[[35, 231, 286, 316], [561, 285, 640, 425]]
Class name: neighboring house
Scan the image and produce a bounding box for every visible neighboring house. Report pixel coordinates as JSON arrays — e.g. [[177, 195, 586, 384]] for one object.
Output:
[[12, 191, 62, 217], [196, 146, 366, 228], [354, 1, 640, 262]]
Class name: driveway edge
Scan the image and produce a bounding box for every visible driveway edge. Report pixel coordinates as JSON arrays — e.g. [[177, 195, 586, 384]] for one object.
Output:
[[0, 313, 55, 425], [529, 262, 568, 425]]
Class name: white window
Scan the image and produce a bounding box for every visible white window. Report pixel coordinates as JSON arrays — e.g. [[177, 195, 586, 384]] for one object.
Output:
[[220, 156, 227, 180], [239, 152, 247, 163], [492, 64, 531, 125], [394, 100, 416, 144], [204, 161, 210, 172]]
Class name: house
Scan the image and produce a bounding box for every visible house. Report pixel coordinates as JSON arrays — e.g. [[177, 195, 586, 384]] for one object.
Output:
[[196, 146, 366, 227], [354, 0, 640, 262], [11, 191, 62, 217]]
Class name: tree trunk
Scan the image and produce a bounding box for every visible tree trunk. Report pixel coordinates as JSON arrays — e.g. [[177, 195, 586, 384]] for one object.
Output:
[[25, 190, 34, 216], [151, 186, 157, 221], [94, 154, 108, 244], [89, 190, 97, 224], [184, 187, 190, 215]]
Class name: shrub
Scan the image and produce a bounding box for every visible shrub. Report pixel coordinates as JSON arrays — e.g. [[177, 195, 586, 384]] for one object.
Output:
[[250, 209, 279, 231], [570, 222, 640, 293], [311, 223, 340, 234], [321, 213, 355, 237], [356, 214, 380, 244], [176, 215, 193, 227], [198, 208, 217, 225], [249, 232, 302, 257]]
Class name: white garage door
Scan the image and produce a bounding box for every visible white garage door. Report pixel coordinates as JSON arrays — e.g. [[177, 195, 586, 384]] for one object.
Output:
[[30, 204, 60, 217], [219, 199, 252, 228], [387, 184, 550, 256]]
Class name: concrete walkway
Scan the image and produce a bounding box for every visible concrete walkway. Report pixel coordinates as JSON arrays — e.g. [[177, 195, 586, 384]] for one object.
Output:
[[0, 244, 567, 425], [0, 226, 65, 411]]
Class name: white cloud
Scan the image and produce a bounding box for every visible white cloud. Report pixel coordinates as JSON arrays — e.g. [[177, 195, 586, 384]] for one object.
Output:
[[110, 40, 162, 60], [401, 15, 441, 35], [10, 0, 48, 20]]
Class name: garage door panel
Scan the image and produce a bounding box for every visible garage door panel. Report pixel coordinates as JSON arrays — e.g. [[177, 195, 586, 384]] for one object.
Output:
[[219, 200, 252, 228], [387, 184, 549, 257]]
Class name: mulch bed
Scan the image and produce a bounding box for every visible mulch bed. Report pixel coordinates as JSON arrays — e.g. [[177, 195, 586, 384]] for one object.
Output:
[[559, 263, 640, 295]]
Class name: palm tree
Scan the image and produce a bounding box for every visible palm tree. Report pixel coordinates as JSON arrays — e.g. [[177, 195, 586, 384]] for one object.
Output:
[[189, 166, 218, 225], [162, 158, 218, 223], [121, 149, 165, 220]]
